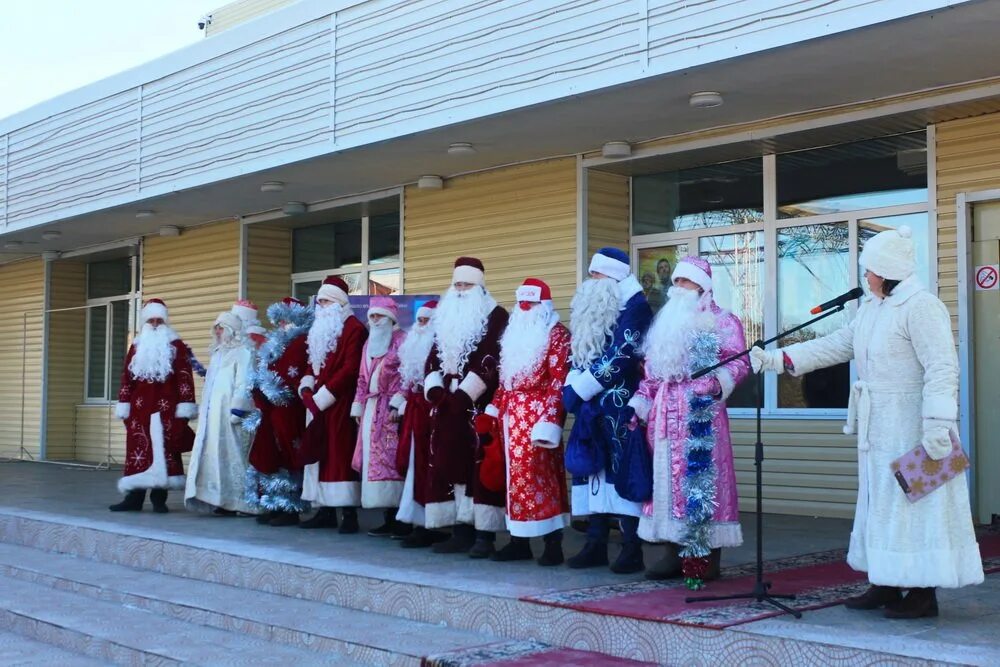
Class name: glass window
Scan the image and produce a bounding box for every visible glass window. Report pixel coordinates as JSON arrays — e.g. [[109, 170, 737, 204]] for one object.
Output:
[[368, 268, 400, 295], [86, 305, 108, 399], [292, 219, 363, 273], [777, 133, 927, 218], [636, 244, 688, 313], [109, 301, 130, 389], [777, 223, 850, 409], [87, 258, 131, 299], [293, 281, 321, 305], [859, 212, 931, 287], [699, 231, 764, 408], [369, 212, 400, 265], [633, 158, 763, 235]]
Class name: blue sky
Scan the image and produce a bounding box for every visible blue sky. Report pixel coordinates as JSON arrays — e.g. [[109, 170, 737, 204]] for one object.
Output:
[[0, 1, 217, 120]]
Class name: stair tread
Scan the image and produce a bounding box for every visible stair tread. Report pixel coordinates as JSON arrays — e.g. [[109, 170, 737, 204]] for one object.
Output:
[[0, 574, 365, 666], [0, 628, 107, 666], [0, 541, 494, 657]]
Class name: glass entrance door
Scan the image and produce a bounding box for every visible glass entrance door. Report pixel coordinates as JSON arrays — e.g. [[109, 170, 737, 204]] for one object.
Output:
[[633, 243, 689, 315]]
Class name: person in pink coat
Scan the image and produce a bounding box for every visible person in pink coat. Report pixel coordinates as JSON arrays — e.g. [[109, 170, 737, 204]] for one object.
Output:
[[350, 297, 407, 537]]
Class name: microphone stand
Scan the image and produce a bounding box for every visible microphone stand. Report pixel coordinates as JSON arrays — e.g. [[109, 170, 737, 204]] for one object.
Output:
[[684, 303, 846, 616]]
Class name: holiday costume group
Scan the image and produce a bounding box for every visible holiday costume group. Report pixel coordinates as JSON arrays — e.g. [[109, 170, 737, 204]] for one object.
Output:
[[110, 233, 985, 610]]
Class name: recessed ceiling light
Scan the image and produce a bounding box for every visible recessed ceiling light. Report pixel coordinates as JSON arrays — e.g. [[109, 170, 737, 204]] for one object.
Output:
[[417, 175, 444, 190], [261, 181, 285, 193], [135, 210, 156, 219], [689, 91, 724, 109], [42, 230, 62, 241], [601, 141, 632, 159], [4, 241, 23, 250], [447, 143, 475, 156]]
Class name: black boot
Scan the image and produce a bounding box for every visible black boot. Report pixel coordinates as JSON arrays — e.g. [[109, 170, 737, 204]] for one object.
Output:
[[537, 530, 564, 567], [300, 507, 338, 529], [338, 507, 359, 534], [269, 511, 300, 527], [433, 524, 475, 554], [109, 490, 145, 512], [844, 584, 903, 610], [468, 531, 496, 559], [610, 541, 644, 574], [255, 511, 277, 525], [566, 541, 609, 569], [646, 542, 682, 580], [149, 489, 169, 514], [492, 536, 532, 562], [401, 527, 448, 548], [884, 588, 938, 619], [368, 509, 396, 537], [391, 521, 413, 539], [704, 547, 722, 582]]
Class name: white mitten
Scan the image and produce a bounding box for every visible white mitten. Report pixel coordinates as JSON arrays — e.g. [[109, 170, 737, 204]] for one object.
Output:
[[749, 347, 784, 375], [921, 419, 953, 461]]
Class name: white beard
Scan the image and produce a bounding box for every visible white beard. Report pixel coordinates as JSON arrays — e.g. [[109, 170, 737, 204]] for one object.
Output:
[[366, 319, 394, 359], [398, 323, 435, 391], [500, 305, 553, 388], [434, 286, 496, 375], [643, 286, 714, 381], [307, 303, 346, 373], [129, 323, 178, 383], [569, 278, 620, 368]]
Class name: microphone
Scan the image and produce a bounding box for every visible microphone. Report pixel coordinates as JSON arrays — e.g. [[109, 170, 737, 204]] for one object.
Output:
[[810, 287, 864, 315]]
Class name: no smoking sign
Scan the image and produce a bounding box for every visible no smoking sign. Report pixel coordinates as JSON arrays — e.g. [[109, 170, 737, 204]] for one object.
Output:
[[975, 264, 999, 291]]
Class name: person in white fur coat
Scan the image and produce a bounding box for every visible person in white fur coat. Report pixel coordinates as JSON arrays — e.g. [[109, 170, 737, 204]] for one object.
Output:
[[752, 226, 984, 619]]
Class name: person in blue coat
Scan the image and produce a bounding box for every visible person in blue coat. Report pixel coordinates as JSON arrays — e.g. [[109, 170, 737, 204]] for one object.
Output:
[[562, 247, 653, 573]]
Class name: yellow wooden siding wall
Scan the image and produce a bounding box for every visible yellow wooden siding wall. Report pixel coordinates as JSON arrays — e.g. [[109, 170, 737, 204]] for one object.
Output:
[[75, 405, 126, 464], [404, 158, 578, 312], [0, 259, 44, 459], [587, 170, 630, 258], [44, 260, 86, 460], [205, 0, 298, 36], [143, 220, 242, 356], [246, 224, 292, 312]]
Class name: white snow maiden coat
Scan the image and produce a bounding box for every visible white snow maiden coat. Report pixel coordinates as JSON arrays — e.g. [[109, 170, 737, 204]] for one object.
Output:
[[783, 276, 983, 589]]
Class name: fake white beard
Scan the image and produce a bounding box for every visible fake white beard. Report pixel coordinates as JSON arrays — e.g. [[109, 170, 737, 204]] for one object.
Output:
[[569, 277, 620, 368], [366, 319, 394, 359], [398, 323, 435, 390], [307, 303, 346, 372], [643, 286, 714, 381], [499, 305, 553, 388], [434, 285, 496, 375], [129, 323, 178, 382]]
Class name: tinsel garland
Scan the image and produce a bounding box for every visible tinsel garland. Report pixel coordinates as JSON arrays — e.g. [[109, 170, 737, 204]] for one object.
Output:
[[245, 467, 310, 513], [244, 312, 314, 413], [680, 329, 722, 590]]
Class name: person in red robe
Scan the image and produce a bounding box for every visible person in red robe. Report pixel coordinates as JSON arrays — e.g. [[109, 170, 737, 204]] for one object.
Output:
[[245, 297, 313, 526], [299, 276, 368, 533], [110, 298, 197, 513], [484, 278, 571, 566], [424, 257, 509, 558]]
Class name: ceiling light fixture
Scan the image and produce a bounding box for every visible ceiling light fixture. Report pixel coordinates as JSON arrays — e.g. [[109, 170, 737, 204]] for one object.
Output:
[[42, 230, 62, 241], [261, 181, 285, 193], [158, 225, 181, 237], [282, 201, 308, 216], [689, 91, 724, 109], [447, 142, 476, 156], [41, 250, 61, 262], [417, 175, 444, 190], [601, 141, 632, 159], [4, 241, 23, 250], [135, 210, 156, 219]]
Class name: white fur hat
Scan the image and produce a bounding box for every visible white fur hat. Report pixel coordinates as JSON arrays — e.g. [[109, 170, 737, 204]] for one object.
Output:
[[860, 226, 915, 281]]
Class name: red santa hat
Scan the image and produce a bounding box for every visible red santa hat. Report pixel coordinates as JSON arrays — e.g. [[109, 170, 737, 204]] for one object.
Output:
[[515, 278, 552, 308], [317, 275, 350, 305], [141, 298, 168, 323], [367, 296, 399, 323], [452, 256, 485, 286], [282, 297, 304, 307], [671, 256, 713, 292], [231, 299, 258, 325], [416, 300, 437, 320]]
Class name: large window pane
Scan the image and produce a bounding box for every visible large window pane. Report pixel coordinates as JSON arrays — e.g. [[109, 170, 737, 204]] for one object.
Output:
[[369, 212, 400, 265], [87, 258, 131, 299], [292, 220, 363, 273], [369, 268, 400, 295], [777, 223, 850, 409], [699, 231, 764, 408], [777, 132, 927, 218], [293, 281, 321, 305], [636, 244, 688, 314], [86, 306, 108, 399], [109, 301, 130, 391], [633, 158, 763, 235], [859, 212, 931, 288]]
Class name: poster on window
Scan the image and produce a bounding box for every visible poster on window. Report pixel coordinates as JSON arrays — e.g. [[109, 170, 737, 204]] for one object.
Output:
[[347, 295, 438, 329]]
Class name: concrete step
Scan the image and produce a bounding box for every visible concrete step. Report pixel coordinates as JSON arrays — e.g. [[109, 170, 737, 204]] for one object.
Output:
[[0, 541, 497, 666], [0, 573, 372, 666], [0, 628, 107, 666]]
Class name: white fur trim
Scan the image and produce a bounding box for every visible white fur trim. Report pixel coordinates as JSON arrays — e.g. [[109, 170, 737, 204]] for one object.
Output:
[[717, 367, 736, 402], [455, 484, 474, 524], [317, 282, 349, 305], [361, 480, 404, 509], [570, 370, 604, 402], [570, 471, 643, 517], [231, 303, 258, 323], [389, 393, 406, 411], [589, 252, 630, 281], [530, 421, 562, 446], [118, 412, 179, 493], [506, 513, 570, 538], [423, 499, 457, 529], [350, 401, 364, 418], [922, 395, 957, 422], [638, 515, 743, 548], [300, 463, 360, 506], [852, 536, 984, 589], [452, 264, 485, 285], [473, 503, 506, 532], [367, 306, 397, 322], [299, 375, 316, 395], [141, 301, 168, 323], [424, 371, 444, 400], [416, 306, 434, 320], [175, 402, 197, 419], [313, 386, 336, 412], [627, 394, 651, 422], [515, 284, 543, 302], [458, 372, 487, 403], [618, 274, 643, 304], [396, 445, 425, 527], [115, 402, 130, 419], [671, 262, 712, 292], [485, 404, 500, 418]]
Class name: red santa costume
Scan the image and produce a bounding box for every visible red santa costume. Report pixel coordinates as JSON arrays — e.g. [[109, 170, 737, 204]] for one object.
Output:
[[485, 279, 571, 566], [424, 257, 509, 558], [349, 297, 407, 536], [300, 276, 368, 531], [110, 299, 197, 512]]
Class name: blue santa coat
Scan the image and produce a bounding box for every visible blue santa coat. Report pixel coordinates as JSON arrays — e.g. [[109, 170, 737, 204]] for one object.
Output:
[[563, 275, 652, 517]]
